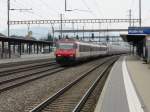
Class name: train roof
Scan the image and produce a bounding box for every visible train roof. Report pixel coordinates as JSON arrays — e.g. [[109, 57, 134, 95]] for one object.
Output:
[[57, 38, 78, 43], [57, 38, 106, 46]]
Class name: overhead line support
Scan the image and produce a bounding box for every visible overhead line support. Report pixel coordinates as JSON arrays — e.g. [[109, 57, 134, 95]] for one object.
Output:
[[9, 19, 140, 25]]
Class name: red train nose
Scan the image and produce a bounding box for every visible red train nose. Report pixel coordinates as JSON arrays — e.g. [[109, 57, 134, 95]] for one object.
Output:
[[55, 49, 75, 57]]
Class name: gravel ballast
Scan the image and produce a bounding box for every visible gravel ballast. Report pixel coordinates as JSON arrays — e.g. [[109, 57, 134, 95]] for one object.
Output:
[[0, 59, 102, 112]]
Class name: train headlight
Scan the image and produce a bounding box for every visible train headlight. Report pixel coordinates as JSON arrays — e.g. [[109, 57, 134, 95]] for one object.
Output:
[[70, 54, 74, 57], [57, 54, 62, 57]]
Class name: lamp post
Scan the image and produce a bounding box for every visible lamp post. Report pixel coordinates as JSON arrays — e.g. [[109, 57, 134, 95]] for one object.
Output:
[[7, 0, 10, 37], [60, 14, 63, 38], [51, 24, 55, 46]]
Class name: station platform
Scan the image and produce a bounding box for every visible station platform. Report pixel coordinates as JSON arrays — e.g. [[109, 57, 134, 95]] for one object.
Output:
[[0, 53, 55, 64], [94, 55, 150, 112]]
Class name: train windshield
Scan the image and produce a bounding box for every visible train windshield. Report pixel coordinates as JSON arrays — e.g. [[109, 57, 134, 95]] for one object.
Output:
[[58, 43, 74, 50]]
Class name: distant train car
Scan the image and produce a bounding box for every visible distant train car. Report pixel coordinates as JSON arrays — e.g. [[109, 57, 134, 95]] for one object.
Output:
[[55, 39, 107, 64], [107, 42, 130, 55]]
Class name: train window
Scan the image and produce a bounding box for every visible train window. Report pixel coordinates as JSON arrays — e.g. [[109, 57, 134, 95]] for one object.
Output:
[[79, 45, 89, 52], [79, 45, 84, 52], [74, 44, 77, 49], [58, 43, 74, 49]]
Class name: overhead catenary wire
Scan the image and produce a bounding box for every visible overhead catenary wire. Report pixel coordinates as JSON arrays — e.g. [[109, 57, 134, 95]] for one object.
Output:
[[10, 0, 59, 36], [80, 0, 100, 18], [12, 0, 57, 19], [10, 1, 34, 19], [29, 0, 57, 16], [92, 0, 104, 18], [38, 0, 59, 14], [81, 0, 91, 11], [10, 0, 44, 19]]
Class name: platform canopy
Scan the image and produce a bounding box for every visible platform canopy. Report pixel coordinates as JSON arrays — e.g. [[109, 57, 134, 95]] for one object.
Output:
[[120, 27, 150, 43], [121, 34, 146, 43]]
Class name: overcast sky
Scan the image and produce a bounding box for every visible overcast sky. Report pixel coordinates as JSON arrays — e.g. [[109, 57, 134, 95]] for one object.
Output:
[[0, 0, 150, 32]]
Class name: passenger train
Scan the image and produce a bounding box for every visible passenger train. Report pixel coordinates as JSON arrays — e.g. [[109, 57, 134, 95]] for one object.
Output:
[[55, 38, 129, 64]]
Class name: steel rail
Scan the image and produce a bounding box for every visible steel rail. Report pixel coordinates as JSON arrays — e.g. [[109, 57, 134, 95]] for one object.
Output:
[[29, 57, 117, 112], [0, 66, 66, 93], [0, 59, 54, 68], [0, 61, 56, 77], [72, 59, 116, 112], [0, 65, 60, 85]]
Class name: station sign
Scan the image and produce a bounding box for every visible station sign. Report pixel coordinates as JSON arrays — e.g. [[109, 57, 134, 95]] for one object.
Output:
[[128, 27, 150, 35]]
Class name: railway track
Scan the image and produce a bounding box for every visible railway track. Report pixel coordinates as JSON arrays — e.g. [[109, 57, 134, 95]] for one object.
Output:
[[0, 57, 109, 93], [29, 56, 118, 112], [0, 61, 56, 77], [0, 58, 54, 68], [0, 61, 67, 93]]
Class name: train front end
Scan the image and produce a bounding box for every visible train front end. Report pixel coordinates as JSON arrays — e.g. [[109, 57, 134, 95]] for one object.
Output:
[[55, 40, 77, 64]]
